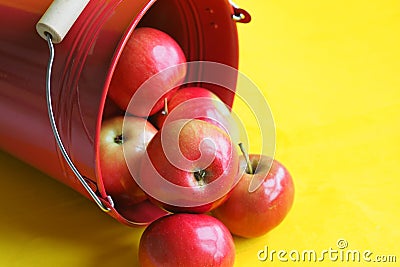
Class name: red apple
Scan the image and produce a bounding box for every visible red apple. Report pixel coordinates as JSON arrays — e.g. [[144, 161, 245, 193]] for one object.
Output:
[[212, 153, 295, 238], [108, 27, 187, 117], [137, 119, 240, 213], [151, 87, 232, 130], [139, 213, 235, 267], [99, 115, 157, 206]]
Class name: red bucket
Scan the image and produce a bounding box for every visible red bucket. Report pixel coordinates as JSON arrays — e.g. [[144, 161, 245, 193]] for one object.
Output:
[[0, 0, 250, 226]]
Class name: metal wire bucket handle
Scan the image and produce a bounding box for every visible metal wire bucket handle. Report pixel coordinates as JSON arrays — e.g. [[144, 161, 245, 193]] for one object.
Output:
[[44, 33, 113, 212], [37, 0, 113, 212]]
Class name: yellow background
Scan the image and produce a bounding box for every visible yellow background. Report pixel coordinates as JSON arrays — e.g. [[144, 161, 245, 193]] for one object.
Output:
[[1, 0, 399, 266]]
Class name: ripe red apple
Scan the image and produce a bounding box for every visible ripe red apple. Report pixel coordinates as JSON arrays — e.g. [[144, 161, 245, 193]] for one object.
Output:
[[108, 27, 187, 117], [151, 87, 232, 130], [139, 213, 235, 267], [99, 115, 157, 206], [137, 119, 240, 213], [212, 153, 295, 238]]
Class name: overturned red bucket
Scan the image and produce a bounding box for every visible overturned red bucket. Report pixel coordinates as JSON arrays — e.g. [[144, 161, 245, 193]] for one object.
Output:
[[0, 0, 250, 226]]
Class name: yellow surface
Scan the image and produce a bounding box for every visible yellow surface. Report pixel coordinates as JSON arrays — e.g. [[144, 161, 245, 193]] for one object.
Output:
[[1, 0, 399, 266]]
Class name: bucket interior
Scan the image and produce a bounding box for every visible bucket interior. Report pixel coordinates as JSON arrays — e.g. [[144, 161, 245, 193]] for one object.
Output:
[[96, 0, 239, 225]]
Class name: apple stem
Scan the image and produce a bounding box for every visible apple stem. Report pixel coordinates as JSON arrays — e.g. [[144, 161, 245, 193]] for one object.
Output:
[[194, 170, 207, 186], [114, 134, 124, 145], [238, 143, 253, 174], [161, 98, 168, 115]]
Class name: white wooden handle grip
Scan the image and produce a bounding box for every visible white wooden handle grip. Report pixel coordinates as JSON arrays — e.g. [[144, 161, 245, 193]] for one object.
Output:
[[36, 0, 90, 44]]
